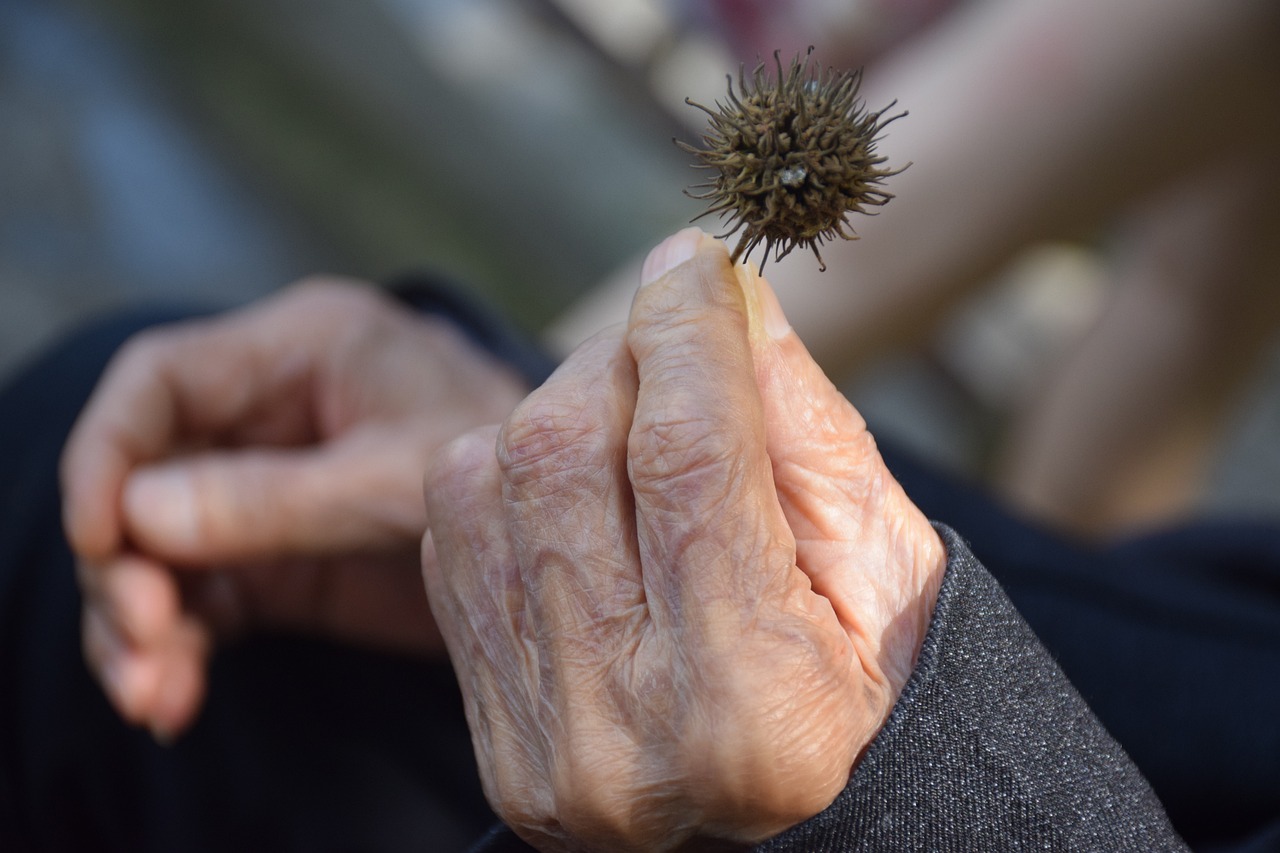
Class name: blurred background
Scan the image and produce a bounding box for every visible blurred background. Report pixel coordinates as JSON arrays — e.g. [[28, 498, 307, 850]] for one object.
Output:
[[0, 0, 722, 369], [3, 0, 1279, 531]]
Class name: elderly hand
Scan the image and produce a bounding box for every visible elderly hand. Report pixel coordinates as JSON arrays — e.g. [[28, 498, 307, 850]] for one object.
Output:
[[61, 279, 527, 738], [423, 229, 946, 851]]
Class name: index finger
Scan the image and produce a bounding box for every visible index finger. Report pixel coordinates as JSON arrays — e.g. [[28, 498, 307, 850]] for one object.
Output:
[[60, 328, 183, 560], [625, 228, 797, 626]]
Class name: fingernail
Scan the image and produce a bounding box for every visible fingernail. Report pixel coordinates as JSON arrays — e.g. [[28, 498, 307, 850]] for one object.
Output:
[[640, 227, 706, 287], [756, 273, 793, 341], [736, 263, 793, 342], [126, 467, 197, 547]]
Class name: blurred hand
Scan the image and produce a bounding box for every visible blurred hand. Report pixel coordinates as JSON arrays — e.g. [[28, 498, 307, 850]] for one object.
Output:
[[61, 279, 528, 738], [423, 229, 946, 851]]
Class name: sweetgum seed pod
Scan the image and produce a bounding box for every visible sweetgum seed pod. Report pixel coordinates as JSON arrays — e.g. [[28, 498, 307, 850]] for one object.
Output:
[[678, 49, 908, 272]]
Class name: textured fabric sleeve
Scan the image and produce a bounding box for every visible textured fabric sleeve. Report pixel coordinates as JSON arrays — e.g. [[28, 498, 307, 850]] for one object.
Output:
[[757, 524, 1187, 852]]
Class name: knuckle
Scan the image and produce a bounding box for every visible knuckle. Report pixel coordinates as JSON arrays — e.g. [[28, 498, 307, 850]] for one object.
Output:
[[552, 756, 648, 848], [705, 631, 859, 827], [627, 405, 751, 499], [280, 277, 394, 329], [172, 463, 235, 552], [113, 326, 173, 370], [497, 394, 610, 489], [287, 274, 375, 305], [426, 427, 500, 498]]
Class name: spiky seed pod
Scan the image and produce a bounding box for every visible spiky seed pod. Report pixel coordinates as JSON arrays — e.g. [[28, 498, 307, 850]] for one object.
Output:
[[678, 49, 908, 271]]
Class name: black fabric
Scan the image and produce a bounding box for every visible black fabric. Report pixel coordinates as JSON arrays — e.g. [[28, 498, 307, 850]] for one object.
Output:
[[878, 444, 1280, 851]]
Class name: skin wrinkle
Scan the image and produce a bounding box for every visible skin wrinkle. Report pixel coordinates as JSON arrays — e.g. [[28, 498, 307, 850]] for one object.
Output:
[[498, 404, 614, 489], [775, 462, 879, 539], [754, 364, 864, 447], [627, 430, 774, 568], [551, 715, 666, 849], [753, 344, 940, 720], [628, 644, 708, 837], [612, 647, 685, 750], [482, 619, 554, 808], [632, 516, 771, 641], [764, 424, 936, 692], [493, 332, 677, 850], [526, 548, 645, 617], [700, 679, 854, 838], [627, 405, 759, 486], [800, 534, 908, 691], [684, 582, 857, 823], [578, 771, 700, 848], [630, 249, 751, 330]]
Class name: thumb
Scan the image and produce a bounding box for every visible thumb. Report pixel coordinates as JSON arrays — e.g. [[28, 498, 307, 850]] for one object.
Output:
[[734, 262, 877, 479], [122, 433, 424, 565], [735, 262, 945, 689]]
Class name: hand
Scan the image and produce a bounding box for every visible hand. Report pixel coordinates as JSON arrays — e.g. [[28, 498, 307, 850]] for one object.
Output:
[[423, 229, 946, 851], [61, 279, 528, 738]]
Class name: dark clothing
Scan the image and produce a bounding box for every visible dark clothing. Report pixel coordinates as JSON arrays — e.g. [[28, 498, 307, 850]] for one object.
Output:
[[884, 450, 1280, 851], [1, 293, 1278, 851]]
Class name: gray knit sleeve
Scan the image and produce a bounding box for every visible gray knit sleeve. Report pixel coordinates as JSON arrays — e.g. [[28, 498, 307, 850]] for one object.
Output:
[[758, 524, 1187, 852]]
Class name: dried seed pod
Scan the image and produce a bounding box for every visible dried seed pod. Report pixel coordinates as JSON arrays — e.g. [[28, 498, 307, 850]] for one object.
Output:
[[678, 49, 908, 271]]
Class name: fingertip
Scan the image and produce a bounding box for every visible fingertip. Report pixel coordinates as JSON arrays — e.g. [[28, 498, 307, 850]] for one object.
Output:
[[124, 620, 210, 739], [639, 227, 737, 291], [60, 449, 124, 560], [103, 648, 164, 728], [425, 425, 502, 503], [419, 528, 437, 578], [147, 651, 208, 742], [100, 555, 182, 647], [82, 560, 198, 731], [737, 264, 794, 343], [61, 334, 176, 559]]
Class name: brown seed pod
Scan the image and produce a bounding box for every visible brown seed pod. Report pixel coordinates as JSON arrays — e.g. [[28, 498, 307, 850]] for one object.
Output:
[[678, 49, 908, 271]]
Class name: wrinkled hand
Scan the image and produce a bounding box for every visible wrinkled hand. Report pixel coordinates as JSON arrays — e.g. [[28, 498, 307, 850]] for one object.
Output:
[[61, 279, 527, 738], [424, 229, 946, 851]]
